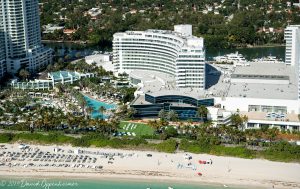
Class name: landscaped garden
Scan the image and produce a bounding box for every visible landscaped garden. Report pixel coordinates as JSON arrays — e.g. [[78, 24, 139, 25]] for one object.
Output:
[[118, 121, 154, 136]]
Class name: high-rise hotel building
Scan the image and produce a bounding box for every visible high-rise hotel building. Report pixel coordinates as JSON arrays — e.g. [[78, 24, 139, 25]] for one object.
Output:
[[113, 25, 206, 89], [284, 25, 300, 99], [0, 0, 52, 78]]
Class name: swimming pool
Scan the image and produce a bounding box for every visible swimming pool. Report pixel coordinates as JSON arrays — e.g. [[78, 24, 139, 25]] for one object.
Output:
[[84, 95, 117, 119]]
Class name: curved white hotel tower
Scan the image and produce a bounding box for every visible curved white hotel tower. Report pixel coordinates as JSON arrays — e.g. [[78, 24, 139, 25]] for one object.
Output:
[[113, 25, 206, 89], [0, 0, 52, 77]]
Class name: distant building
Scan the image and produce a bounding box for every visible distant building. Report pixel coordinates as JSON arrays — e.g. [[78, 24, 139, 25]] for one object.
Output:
[[285, 25, 300, 66], [113, 24, 206, 89], [0, 0, 53, 77], [43, 24, 64, 34], [63, 29, 77, 36], [284, 25, 300, 99], [294, 0, 300, 8], [87, 8, 102, 19]]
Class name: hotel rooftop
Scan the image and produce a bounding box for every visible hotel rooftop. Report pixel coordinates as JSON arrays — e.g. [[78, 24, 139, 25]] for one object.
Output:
[[226, 63, 298, 100]]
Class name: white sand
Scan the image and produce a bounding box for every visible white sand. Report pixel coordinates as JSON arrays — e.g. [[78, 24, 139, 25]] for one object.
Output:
[[0, 143, 299, 189]]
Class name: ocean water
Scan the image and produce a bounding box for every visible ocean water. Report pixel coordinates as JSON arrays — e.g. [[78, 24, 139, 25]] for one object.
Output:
[[84, 95, 116, 119], [0, 178, 243, 189]]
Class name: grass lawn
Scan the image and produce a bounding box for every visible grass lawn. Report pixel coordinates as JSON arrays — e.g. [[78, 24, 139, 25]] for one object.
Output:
[[118, 121, 154, 136]]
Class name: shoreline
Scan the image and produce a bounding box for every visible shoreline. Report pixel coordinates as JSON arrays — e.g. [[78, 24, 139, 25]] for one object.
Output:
[[41, 39, 285, 49], [0, 143, 299, 189], [0, 173, 251, 189], [238, 44, 285, 49], [41, 40, 90, 45]]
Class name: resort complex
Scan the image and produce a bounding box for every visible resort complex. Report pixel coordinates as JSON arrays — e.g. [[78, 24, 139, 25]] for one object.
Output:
[[0, 1, 300, 189], [112, 25, 300, 131], [113, 25, 206, 89], [8, 24, 299, 132]]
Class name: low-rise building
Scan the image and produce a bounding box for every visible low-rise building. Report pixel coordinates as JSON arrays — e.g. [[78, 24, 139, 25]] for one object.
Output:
[[63, 29, 77, 36], [11, 71, 95, 90], [207, 107, 232, 126], [43, 24, 64, 34]]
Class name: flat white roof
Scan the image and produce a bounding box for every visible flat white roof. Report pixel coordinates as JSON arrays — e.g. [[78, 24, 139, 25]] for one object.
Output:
[[207, 63, 298, 100], [233, 63, 292, 76], [114, 26, 204, 49], [130, 63, 298, 101]]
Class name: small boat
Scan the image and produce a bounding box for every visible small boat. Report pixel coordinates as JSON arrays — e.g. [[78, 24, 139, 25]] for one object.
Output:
[[213, 51, 248, 65], [223, 184, 229, 188], [252, 56, 284, 64], [168, 187, 174, 189]]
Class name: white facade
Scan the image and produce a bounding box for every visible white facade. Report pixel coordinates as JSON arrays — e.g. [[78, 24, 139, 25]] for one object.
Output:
[[207, 107, 232, 127], [0, 4, 6, 78], [113, 25, 206, 89], [246, 119, 300, 131], [214, 97, 300, 115], [284, 25, 300, 99], [0, 0, 52, 77]]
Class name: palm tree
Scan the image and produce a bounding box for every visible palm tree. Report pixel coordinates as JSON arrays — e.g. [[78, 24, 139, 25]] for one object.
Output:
[[167, 110, 179, 122], [241, 115, 248, 130], [86, 106, 94, 119], [99, 106, 106, 120], [266, 128, 279, 142], [197, 105, 208, 122], [231, 114, 248, 130], [147, 120, 160, 133], [127, 107, 137, 119], [158, 109, 167, 121], [77, 94, 87, 115], [19, 69, 30, 81]]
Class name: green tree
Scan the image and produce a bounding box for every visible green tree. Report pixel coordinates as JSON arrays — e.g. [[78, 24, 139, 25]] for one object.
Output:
[[158, 109, 167, 121], [167, 110, 179, 122], [231, 114, 248, 130], [18, 69, 30, 81], [197, 105, 208, 122]]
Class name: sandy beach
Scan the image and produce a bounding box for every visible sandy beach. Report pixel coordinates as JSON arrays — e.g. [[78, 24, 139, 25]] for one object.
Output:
[[0, 143, 299, 189]]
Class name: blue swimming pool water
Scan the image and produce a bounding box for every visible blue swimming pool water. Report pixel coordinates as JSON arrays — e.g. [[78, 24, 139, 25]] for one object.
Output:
[[84, 95, 116, 119]]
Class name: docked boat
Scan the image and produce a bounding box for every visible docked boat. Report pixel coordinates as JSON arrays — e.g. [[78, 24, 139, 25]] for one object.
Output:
[[213, 51, 248, 65], [251, 56, 284, 64]]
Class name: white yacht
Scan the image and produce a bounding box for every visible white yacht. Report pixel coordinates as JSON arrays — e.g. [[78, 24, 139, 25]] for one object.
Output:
[[214, 51, 247, 65], [252, 56, 284, 64]]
